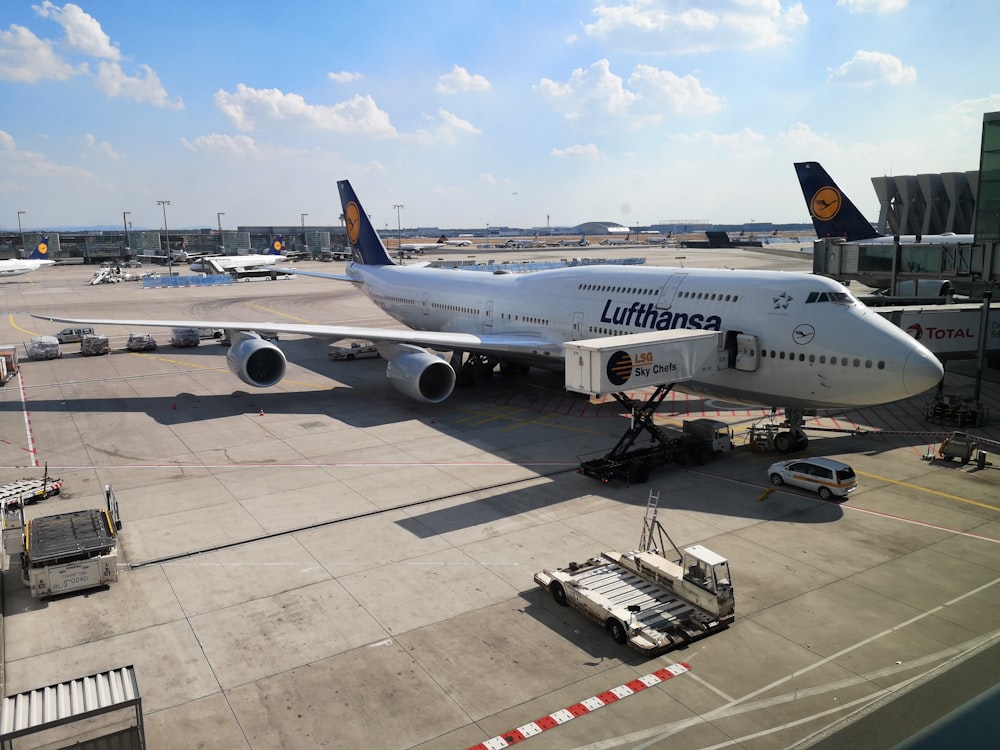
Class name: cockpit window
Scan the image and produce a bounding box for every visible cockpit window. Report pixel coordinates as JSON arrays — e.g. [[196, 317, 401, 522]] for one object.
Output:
[[806, 290, 857, 305]]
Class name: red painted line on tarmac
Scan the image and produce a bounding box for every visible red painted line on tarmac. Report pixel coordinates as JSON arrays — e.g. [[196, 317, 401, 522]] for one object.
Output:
[[466, 662, 690, 750]]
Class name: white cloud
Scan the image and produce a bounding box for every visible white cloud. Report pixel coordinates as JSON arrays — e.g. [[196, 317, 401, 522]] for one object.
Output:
[[82, 133, 121, 160], [413, 108, 482, 145], [435, 64, 491, 94], [0, 129, 16, 150], [535, 59, 640, 124], [828, 50, 916, 86], [536, 59, 718, 126], [215, 84, 397, 137], [628, 64, 722, 115], [328, 70, 363, 84], [181, 133, 260, 156], [552, 143, 601, 157], [34, 1, 120, 60], [480, 173, 497, 184], [836, 0, 908, 13], [584, 0, 808, 54], [95, 61, 183, 109], [0, 24, 85, 83]]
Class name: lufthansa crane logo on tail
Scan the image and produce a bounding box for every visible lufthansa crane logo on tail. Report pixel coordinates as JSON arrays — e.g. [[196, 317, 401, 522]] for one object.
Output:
[[606, 350, 633, 387], [37, 242, 48, 256], [345, 202, 362, 245], [810, 186, 841, 221]]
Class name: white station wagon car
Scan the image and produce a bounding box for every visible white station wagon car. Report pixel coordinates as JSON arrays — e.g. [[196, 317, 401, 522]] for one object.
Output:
[[767, 457, 858, 500]]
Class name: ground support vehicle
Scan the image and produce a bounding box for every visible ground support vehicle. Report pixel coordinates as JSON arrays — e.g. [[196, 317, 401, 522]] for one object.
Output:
[[328, 341, 380, 360], [26, 336, 60, 360], [231, 268, 293, 282], [0, 346, 18, 385], [577, 387, 732, 483], [534, 492, 734, 655], [125, 333, 157, 352], [0, 476, 63, 506], [2, 485, 120, 599], [80, 334, 111, 356], [170, 328, 200, 347], [927, 431, 992, 469]]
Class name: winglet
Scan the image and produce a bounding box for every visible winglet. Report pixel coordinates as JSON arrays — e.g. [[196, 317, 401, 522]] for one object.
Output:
[[794, 162, 879, 240], [337, 180, 394, 266]]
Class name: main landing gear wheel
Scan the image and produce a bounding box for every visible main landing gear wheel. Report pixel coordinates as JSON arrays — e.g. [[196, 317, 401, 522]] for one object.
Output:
[[456, 353, 499, 386]]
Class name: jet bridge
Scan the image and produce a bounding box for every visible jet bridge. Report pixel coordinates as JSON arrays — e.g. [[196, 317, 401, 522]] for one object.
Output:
[[566, 330, 720, 483]]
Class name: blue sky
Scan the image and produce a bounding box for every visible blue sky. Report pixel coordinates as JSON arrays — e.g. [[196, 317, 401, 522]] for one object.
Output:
[[2, 0, 998, 232]]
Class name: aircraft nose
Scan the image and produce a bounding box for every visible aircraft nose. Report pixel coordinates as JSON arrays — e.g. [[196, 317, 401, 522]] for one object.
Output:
[[903, 347, 944, 396]]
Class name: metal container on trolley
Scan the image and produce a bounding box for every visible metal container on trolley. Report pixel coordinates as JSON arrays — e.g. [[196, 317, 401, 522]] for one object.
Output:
[[564, 329, 719, 396]]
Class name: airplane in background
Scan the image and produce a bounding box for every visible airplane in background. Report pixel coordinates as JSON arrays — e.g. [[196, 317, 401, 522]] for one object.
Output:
[[794, 161, 974, 244], [552, 235, 590, 247], [35, 178, 944, 451], [399, 235, 472, 253], [0, 242, 56, 279], [189, 243, 287, 272]]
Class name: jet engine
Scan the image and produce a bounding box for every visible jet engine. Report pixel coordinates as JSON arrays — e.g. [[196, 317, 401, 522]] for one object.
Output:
[[385, 347, 456, 403], [226, 332, 286, 388]]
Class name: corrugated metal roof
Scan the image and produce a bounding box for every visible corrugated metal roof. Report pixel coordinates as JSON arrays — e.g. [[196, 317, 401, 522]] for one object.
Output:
[[1, 665, 140, 741]]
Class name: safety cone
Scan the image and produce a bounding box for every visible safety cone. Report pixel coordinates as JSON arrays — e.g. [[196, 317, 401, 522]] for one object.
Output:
[[259, 408, 264, 417]]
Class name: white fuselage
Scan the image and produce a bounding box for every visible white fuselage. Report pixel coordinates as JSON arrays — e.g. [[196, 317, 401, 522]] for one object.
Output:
[[190, 254, 286, 272], [0, 259, 55, 278], [348, 263, 943, 410]]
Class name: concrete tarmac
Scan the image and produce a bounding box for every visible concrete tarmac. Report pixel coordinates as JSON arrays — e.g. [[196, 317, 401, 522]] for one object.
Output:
[[0, 250, 998, 749]]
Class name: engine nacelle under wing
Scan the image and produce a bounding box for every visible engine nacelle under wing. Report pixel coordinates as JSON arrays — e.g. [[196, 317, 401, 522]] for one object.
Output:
[[384, 346, 456, 403], [226, 333, 287, 388]]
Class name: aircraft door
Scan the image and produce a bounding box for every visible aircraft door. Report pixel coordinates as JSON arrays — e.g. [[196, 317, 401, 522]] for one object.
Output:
[[734, 333, 759, 372], [572, 312, 583, 339], [655, 273, 688, 310], [422, 291, 430, 316], [484, 300, 494, 331]]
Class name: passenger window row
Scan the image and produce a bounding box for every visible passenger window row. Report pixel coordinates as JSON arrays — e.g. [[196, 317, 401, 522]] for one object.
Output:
[[761, 349, 885, 369]]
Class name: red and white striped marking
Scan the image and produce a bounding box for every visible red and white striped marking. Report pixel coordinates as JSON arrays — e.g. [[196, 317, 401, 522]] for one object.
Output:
[[467, 662, 690, 750]]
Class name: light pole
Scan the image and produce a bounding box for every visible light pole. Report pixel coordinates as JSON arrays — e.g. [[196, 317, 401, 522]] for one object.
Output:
[[393, 204, 404, 253], [217, 212, 225, 254], [17, 211, 25, 257], [157, 200, 171, 273], [300, 213, 308, 256], [122, 211, 131, 259]]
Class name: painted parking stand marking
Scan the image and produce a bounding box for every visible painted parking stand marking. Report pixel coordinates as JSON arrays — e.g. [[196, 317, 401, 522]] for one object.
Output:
[[466, 662, 690, 750]]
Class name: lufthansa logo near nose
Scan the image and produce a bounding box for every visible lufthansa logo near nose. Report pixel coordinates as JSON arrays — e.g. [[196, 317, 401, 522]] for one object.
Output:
[[607, 350, 633, 386], [792, 323, 815, 345]]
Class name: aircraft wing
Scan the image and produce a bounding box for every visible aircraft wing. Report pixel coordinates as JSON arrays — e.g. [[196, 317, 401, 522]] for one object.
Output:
[[31, 314, 561, 357]]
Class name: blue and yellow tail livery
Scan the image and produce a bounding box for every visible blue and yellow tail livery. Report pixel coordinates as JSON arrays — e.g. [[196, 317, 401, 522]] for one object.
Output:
[[337, 180, 395, 266], [794, 162, 879, 241]]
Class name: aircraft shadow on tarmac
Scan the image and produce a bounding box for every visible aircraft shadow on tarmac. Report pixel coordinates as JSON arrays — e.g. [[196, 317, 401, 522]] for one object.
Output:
[[394, 473, 843, 542]]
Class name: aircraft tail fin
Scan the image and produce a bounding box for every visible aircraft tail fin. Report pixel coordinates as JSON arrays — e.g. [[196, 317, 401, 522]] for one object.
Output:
[[29, 238, 51, 261], [268, 235, 285, 255], [337, 180, 395, 266], [794, 161, 880, 240]]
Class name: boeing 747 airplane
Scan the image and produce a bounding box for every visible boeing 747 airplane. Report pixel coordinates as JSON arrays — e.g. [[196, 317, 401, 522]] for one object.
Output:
[[189, 243, 287, 272], [1, 242, 56, 279], [35, 179, 944, 450], [794, 161, 974, 244]]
